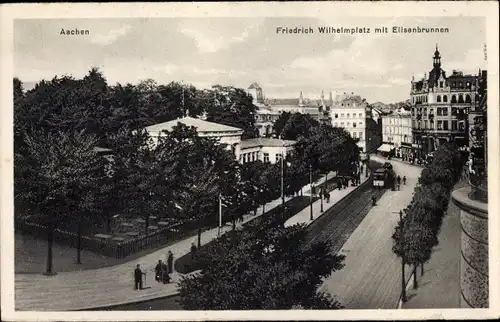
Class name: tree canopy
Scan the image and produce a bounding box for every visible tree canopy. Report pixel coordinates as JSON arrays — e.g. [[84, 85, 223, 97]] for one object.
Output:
[[178, 218, 344, 310]]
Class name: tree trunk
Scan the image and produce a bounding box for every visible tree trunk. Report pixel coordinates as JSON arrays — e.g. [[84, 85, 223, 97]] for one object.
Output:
[[232, 219, 236, 231], [413, 265, 418, 289], [145, 214, 150, 237], [76, 222, 82, 264], [253, 209, 257, 216], [44, 222, 55, 275], [106, 215, 112, 234], [197, 227, 201, 248], [421, 262, 424, 276], [301, 188, 303, 197], [262, 204, 265, 214]]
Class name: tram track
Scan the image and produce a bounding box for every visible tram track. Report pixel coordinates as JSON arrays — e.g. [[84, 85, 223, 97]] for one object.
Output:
[[303, 181, 387, 254]]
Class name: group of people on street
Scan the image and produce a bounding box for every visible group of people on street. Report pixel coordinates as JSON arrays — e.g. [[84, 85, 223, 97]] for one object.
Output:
[[134, 250, 175, 290], [394, 175, 407, 191]]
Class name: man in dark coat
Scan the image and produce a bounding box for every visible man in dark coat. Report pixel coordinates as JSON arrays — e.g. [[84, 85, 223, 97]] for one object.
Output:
[[161, 262, 171, 284], [134, 264, 144, 290], [155, 260, 163, 282], [190, 243, 197, 260], [167, 251, 174, 274]]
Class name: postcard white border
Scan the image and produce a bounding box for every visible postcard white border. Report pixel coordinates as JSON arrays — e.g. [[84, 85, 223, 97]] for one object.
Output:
[[1, 1, 499, 321]]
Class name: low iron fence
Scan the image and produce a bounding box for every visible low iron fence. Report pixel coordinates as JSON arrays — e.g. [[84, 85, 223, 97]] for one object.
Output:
[[15, 220, 197, 259]]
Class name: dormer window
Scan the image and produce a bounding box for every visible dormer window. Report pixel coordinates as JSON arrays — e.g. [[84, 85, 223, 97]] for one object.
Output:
[[440, 81, 444, 88]]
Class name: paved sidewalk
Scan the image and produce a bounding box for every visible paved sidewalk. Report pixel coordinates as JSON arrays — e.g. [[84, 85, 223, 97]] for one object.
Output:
[[319, 160, 422, 309], [15, 170, 340, 311], [285, 171, 369, 228], [402, 182, 465, 309]]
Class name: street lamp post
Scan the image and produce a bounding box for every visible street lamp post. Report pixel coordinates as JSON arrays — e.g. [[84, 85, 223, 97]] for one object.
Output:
[[309, 164, 313, 221], [281, 136, 285, 208], [399, 210, 407, 303]]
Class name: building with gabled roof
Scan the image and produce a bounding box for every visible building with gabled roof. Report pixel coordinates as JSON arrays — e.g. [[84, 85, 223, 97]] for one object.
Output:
[[410, 45, 486, 160]]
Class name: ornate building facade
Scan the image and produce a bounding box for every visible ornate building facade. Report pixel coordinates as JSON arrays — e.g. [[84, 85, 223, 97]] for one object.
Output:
[[410, 46, 486, 159]]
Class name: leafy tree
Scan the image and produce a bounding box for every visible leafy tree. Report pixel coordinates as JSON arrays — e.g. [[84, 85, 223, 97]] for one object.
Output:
[[280, 113, 319, 141], [178, 219, 344, 310], [272, 112, 291, 137], [16, 130, 105, 272], [205, 85, 258, 139]]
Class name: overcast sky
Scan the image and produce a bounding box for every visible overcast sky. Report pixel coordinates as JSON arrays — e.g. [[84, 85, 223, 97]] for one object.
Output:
[[14, 16, 486, 103]]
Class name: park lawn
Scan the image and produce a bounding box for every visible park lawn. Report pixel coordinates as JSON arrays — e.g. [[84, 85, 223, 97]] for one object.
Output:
[[174, 196, 315, 274]]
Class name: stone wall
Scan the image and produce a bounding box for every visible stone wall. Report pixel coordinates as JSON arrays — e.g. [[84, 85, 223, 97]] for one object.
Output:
[[451, 186, 489, 308]]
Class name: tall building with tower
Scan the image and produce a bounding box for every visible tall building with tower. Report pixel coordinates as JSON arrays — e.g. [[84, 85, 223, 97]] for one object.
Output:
[[410, 45, 486, 159]]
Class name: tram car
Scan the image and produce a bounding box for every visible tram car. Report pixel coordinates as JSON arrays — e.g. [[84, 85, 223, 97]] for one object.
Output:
[[373, 163, 396, 189]]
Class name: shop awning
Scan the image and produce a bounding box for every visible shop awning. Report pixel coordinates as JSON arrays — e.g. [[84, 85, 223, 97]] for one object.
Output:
[[377, 144, 394, 153]]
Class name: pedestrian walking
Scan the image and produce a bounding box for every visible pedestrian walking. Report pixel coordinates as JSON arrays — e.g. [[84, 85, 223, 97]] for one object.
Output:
[[397, 175, 401, 186], [371, 195, 377, 206], [167, 251, 174, 274], [337, 178, 342, 190], [402, 176, 407, 185], [324, 190, 330, 203], [190, 242, 197, 260], [134, 264, 144, 290]]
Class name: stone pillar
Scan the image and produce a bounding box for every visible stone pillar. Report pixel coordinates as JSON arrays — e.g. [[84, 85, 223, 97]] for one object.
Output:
[[451, 187, 488, 308]]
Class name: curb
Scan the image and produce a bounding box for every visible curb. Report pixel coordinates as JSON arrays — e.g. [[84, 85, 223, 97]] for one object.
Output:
[[76, 290, 181, 311], [297, 175, 372, 228]]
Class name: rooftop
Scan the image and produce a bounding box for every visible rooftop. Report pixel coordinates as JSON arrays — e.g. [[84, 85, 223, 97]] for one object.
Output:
[[145, 116, 244, 134], [240, 138, 296, 149]]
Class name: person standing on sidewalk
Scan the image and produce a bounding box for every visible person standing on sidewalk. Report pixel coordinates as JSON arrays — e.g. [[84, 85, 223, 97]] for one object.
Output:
[[190, 243, 197, 260], [134, 264, 144, 290], [167, 251, 174, 274]]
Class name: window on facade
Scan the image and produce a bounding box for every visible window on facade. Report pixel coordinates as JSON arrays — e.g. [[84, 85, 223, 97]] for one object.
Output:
[[437, 107, 442, 116], [437, 95, 441, 102], [359, 121, 363, 126], [452, 120, 458, 130], [243, 154, 248, 163], [437, 120, 443, 130], [341, 113, 345, 117], [359, 132, 363, 139], [341, 104, 344, 106], [276, 154, 282, 161], [359, 113, 363, 117], [443, 107, 448, 116], [424, 120, 428, 129], [458, 94, 464, 103], [466, 82, 470, 87], [352, 132, 357, 138], [264, 153, 269, 163], [347, 122, 350, 126], [412, 108, 415, 116], [334, 113, 338, 118], [440, 81, 444, 88], [347, 113, 350, 118], [424, 108, 427, 116], [340, 122, 344, 126], [334, 122, 338, 127], [353, 122, 357, 127], [443, 95, 448, 103], [465, 94, 471, 103], [443, 121, 449, 130], [451, 95, 457, 103], [458, 121, 465, 131]]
